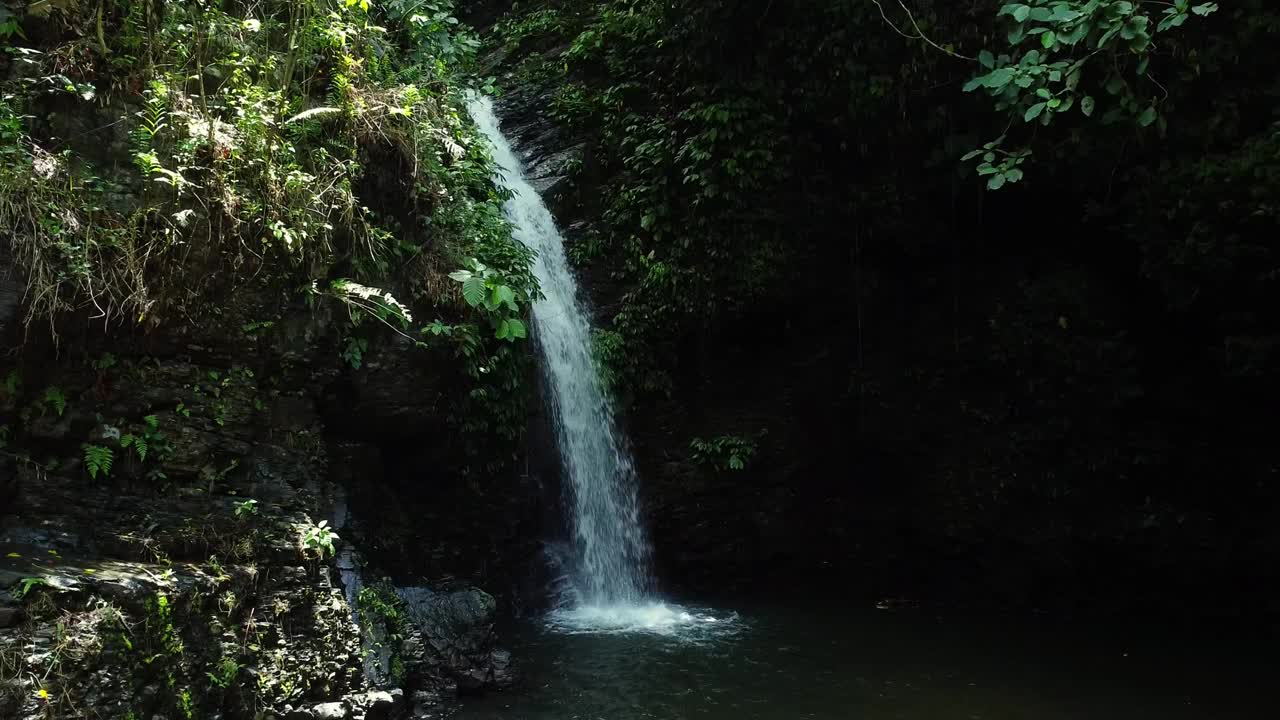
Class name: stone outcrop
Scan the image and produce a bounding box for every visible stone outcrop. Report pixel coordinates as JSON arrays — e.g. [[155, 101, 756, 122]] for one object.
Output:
[[396, 584, 517, 693]]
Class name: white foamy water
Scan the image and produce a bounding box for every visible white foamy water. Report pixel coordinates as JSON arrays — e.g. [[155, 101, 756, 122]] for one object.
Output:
[[468, 94, 654, 614], [546, 602, 738, 638]]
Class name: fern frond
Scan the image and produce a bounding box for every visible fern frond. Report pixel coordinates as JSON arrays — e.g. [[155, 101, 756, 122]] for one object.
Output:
[[83, 444, 114, 479], [285, 107, 342, 125]]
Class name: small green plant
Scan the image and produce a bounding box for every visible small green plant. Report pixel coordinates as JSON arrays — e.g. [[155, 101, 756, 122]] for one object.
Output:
[[449, 259, 529, 341], [299, 519, 339, 559], [234, 499, 259, 518], [341, 337, 369, 369], [358, 582, 408, 684], [206, 656, 242, 689], [144, 592, 183, 661], [14, 576, 48, 599], [358, 584, 405, 632], [42, 386, 67, 416], [178, 687, 195, 719], [0, 4, 23, 40], [241, 320, 275, 335], [83, 444, 114, 479], [205, 555, 229, 584], [690, 432, 765, 472], [120, 414, 163, 462]]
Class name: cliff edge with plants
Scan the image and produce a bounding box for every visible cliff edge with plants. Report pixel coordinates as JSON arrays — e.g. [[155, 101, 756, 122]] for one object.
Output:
[[0, 1, 538, 717]]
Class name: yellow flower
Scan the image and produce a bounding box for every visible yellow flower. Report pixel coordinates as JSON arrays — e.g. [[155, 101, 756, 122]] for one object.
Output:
[[37, 688, 49, 700]]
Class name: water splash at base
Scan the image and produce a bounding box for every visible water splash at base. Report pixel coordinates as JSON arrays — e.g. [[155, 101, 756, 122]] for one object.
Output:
[[545, 602, 740, 638]]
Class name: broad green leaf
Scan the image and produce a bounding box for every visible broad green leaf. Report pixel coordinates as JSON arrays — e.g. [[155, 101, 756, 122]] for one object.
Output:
[[494, 285, 518, 312], [507, 318, 528, 339], [1041, 30, 1056, 48], [983, 68, 1016, 89], [979, 50, 995, 69], [1012, 5, 1030, 22], [1137, 106, 1158, 127], [1081, 96, 1095, 117], [461, 277, 486, 307], [448, 270, 472, 282], [1024, 102, 1047, 122], [987, 173, 1008, 190]]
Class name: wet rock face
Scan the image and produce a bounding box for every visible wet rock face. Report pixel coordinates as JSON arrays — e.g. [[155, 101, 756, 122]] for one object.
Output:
[[494, 89, 593, 212], [396, 584, 518, 693]]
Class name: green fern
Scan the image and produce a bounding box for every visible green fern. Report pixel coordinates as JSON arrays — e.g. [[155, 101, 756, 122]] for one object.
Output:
[[135, 81, 168, 146], [120, 433, 148, 462], [43, 386, 67, 416], [120, 415, 163, 463], [83, 444, 114, 479]]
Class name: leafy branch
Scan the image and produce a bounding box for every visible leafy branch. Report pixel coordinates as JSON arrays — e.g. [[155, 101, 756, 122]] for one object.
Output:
[[961, 0, 1219, 189], [449, 259, 530, 342]]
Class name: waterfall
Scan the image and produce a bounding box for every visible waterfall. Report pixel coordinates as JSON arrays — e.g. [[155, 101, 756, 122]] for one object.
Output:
[[468, 95, 652, 608]]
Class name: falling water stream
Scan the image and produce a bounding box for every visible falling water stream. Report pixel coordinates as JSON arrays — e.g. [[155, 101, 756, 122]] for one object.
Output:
[[468, 95, 717, 633]]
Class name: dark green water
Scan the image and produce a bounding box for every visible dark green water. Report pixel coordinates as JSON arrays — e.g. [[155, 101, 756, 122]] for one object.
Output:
[[455, 602, 1270, 719]]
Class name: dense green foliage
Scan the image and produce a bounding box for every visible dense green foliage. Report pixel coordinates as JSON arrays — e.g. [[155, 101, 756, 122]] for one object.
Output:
[[0, 0, 540, 469], [481, 0, 1280, 607]]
